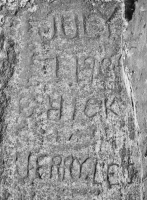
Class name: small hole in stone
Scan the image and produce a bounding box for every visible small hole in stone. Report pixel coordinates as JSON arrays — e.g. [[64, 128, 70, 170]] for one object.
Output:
[[124, 0, 138, 21], [145, 149, 147, 157], [42, 65, 47, 74]]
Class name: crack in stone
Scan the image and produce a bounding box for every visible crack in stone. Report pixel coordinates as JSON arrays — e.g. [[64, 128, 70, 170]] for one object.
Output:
[[122, 1, 143, 199]]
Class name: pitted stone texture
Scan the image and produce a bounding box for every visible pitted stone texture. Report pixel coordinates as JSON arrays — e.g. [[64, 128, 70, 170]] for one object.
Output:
[[0, 0, 141, 200], [125, 0, 147, 199]]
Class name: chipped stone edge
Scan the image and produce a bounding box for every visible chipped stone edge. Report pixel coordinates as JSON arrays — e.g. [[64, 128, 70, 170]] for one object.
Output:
[[121, 1, 143, 199]]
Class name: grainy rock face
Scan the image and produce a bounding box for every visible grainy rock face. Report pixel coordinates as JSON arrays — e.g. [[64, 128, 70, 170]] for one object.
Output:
[[125, 0, 147, 199], [0, 0, 142, 200]]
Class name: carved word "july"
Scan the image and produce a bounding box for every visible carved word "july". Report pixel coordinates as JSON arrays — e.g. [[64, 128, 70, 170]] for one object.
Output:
[[38, 12, 107, 41]]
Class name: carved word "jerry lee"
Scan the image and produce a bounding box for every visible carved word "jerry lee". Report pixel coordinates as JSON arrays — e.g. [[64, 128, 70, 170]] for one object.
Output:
[[38, 12, 106, 41], [16, 153, 121, 189]]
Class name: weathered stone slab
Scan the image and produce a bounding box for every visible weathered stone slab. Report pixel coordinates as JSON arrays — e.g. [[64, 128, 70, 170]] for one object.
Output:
[[125, 0, 147, 199], [0, 0, 142, 200]]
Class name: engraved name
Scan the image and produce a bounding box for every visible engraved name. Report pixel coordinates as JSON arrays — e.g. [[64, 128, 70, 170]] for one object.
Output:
[[16, 153, 123, 189], [46, 95, 119, 121]]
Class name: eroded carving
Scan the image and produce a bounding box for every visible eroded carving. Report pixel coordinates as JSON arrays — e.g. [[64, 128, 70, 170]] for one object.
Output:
[[38, 16, 56, 42], [81, 56, 96, 84], [49, 155, 62, 179], [62, 155, 73, 180], [47, 95, 64, 121], [71, 97, 77, 120], [84, 97, 102, 118], [60, 14, 79, 39], [85, 13, 105, 38], [92, 159, 103, 186], [38, 12, 106, 41], [75, 56, 79, 83], [107, 163, 119, 189], [55, 55, 60, 78], [71, 157, 90, 179], [104, 97, 119, 118]]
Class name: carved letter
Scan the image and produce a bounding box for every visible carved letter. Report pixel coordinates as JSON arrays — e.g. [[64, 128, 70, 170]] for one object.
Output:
[[99, 58, 112, 76], [47, 95, 64, 121], [39, 16, 56, 42], [107, 163, 119, 189], [83, 56, 96, 84], [84, 97, 102, 118], [85, 13, 105, 38], [55, 55, 60, 78], [80, 157, 93, 181], [72, 97, 77, 120], [16, 152, 32, 180], [49, 155, 62, 180], [71, 157, 90, 179], [126, 160, 137, 184], [92, 159, 103, 186], [60, 14, 78, 39], [62, 155, 74, 180], [35, 154, 48, 179], [78, 13, 86, 37], [75, 56, 79, 83], [104, 97, 118, 118]]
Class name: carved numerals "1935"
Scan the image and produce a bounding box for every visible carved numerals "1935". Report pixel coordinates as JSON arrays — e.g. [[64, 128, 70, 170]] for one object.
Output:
[[44, 55, 98, 84]]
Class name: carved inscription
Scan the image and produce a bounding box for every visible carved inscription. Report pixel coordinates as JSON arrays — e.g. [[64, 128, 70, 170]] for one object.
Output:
[[40, 55, 99, 84], [39, 16, 56, 42], [60, 14, 79, 39], [62, 155, 73, 181], [84, 97, 102, 118], [38, 12, 106, 41], [47, 95, 64, 121], [46, 94, 119, 121], [49, 155, 62, 179], [16, 153, 122, 188], [85, 13, 105, 38], [10, 1, 137, 200]]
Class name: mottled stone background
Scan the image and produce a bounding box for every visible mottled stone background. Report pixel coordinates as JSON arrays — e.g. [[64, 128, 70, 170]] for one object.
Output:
[[0, 0, 143, 200]]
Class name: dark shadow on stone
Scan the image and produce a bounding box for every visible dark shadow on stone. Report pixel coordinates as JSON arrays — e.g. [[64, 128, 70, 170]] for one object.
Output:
[[124, 0, 138, 21]]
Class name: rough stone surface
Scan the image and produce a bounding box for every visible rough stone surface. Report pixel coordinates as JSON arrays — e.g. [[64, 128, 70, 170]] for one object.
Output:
[[0, 0, 142, 200], [125, 0, 147, 199]]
